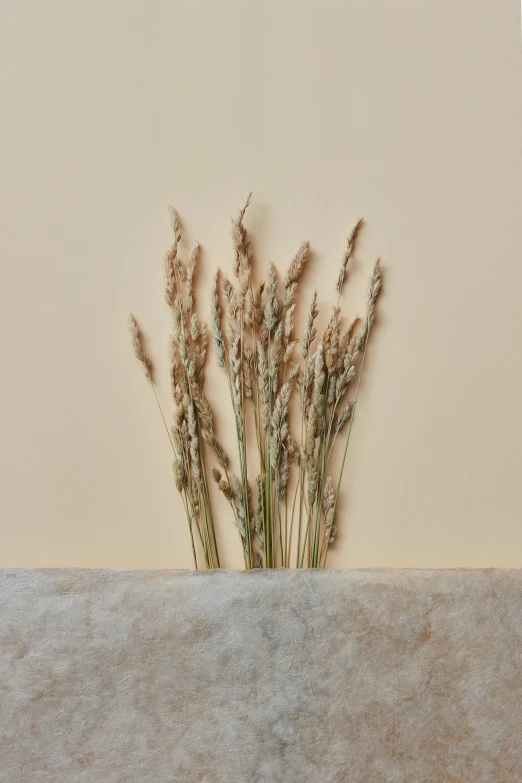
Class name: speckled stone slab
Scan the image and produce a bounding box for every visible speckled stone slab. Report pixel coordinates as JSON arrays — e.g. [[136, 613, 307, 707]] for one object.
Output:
[[0, 569, 521, 782]]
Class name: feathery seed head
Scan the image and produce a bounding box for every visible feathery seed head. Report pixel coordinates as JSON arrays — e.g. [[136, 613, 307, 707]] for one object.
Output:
[[365, 257, 382, 330], [284, 240, 310, 291], [336, 217, 364, 296], [302, 290, 319, 358], [264, 262, 281, 332], [231, 192, 253, 280], [173, 458, 187, 492], [210, 270, 226, 369], [127, 313, 152, 380], [322, 475, 336, 531], [185, 243, 199, 312], [313, 342, 325, 417]]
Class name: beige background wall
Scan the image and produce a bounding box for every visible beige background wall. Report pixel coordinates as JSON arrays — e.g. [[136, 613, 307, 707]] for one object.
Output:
[[1, 0, 521, 569]]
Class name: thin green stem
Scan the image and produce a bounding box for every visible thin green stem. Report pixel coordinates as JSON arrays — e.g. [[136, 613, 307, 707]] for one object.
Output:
[[287, 472, 300, 566], [149, 381, 175, 452], [181, 490, 198, 569]]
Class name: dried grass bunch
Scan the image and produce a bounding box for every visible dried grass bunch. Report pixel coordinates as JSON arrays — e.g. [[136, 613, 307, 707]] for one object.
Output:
[[128, 195, 381, 569]]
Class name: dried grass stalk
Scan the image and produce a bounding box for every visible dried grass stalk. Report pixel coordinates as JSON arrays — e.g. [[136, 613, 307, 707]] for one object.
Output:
[[128, 208, 233, 570], [127, 314, 152, 380]]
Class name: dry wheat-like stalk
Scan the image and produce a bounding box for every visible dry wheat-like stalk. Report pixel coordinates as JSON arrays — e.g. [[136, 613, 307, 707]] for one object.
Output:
[[128, 195, 382, 569], [127, 313, 152, 380], [335, 217, 364, 298]]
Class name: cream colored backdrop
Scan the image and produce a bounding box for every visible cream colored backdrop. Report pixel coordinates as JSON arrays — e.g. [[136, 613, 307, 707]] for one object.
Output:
[[1, 0, 521, 568]]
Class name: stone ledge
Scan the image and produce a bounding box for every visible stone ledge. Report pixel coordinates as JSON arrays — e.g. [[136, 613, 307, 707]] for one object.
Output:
[[1, 569, 521, 782]]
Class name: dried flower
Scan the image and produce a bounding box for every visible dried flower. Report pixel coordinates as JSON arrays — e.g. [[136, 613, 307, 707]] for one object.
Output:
[[128, 196, 382, 571]]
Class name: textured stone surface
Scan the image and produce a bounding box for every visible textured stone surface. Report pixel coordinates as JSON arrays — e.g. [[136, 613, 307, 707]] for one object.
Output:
[[0, 569, 521, 782]]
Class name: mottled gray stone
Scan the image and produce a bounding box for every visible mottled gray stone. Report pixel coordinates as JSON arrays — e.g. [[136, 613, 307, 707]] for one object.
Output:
[[0, 569, 521, 782]]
